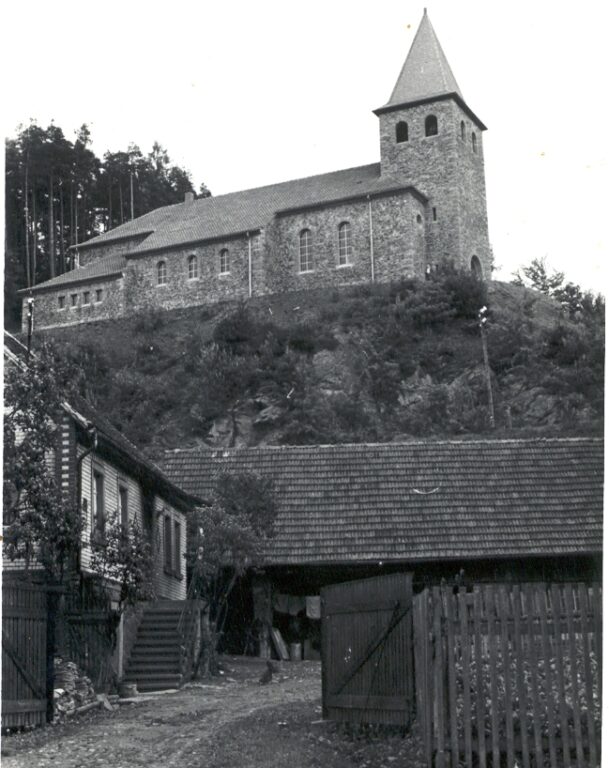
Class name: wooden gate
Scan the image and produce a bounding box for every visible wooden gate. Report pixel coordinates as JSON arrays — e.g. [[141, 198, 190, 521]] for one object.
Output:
[[2, 581, 49, 729], [321, 572, 414, 726]]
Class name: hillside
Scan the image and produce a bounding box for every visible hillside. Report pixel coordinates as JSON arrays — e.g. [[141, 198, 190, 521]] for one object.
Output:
[[35, 272, 604, 463]]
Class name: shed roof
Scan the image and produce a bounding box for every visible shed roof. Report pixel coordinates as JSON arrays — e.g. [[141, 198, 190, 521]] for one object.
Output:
[[163, 439, 604, 565]]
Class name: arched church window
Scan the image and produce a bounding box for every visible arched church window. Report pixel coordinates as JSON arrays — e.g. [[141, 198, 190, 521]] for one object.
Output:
[[425, 115, 438, 137], [219, 249, 230, 274], [471, 255, 483, 278], [396, 121, 409, 143], [299, 229, 313, 273], [157, 260, 167, 285], [460, 121, 465, 141], [187, 254, 198, 279], [338, 222, 352, 266], [472, 132, 477, 153]]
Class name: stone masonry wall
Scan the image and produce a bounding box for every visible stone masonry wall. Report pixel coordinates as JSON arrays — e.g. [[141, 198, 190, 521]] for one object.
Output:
[[23, 275, 126, 332], [26, 190, 432, 330], [122, 235, 252, 314], [263, 192, 427, 295], [378, 98, 491, 275]]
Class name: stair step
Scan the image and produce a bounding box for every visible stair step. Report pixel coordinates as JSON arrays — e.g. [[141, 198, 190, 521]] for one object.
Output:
[[127, 662, 181, 673], [124, 672, 182, 684]]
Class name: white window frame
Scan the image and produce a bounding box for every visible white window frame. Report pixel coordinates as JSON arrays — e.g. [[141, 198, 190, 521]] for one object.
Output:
[[219, 249, 230, 275], [187, 254, 198, 280], [338, 222, 353, 267], [157, 260, 167, 286], [299, 229, 313, 273]]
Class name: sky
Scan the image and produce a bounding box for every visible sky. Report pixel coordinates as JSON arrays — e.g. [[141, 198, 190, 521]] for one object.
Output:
[[2, 0, 608, 292]]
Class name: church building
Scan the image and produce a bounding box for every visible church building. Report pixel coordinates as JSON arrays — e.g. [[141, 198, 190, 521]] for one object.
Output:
[[22, 10, 491, 331]]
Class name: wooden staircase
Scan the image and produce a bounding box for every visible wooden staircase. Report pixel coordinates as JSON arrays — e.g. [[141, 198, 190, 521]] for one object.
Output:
[[123, 600, 201, 692]]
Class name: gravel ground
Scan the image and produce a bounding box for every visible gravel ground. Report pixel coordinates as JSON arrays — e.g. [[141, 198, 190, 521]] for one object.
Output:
[[1, 656, 425, 768]]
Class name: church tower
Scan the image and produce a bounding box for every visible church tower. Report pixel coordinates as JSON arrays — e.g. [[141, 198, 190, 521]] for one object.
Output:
[[374, 10, 491, 277]]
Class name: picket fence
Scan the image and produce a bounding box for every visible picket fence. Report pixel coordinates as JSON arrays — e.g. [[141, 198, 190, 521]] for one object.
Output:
[[413, 583, 602, 768]]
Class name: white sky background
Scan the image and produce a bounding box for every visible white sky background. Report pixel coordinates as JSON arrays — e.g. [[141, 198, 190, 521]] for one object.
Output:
[[2, 0, 608, 292]]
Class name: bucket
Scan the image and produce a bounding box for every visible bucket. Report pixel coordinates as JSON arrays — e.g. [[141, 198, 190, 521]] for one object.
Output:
[[118, 682, 138, 698], [289, 642, 302, 661]]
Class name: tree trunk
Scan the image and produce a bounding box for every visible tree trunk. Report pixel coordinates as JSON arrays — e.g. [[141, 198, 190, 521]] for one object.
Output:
[[32, 188, 37, 285], [59, 185, 65, 274], [24, 160, 31, 288], [48, 172, 55, 278], [119, 182, 124, 224], [108, 177, 112, 231]]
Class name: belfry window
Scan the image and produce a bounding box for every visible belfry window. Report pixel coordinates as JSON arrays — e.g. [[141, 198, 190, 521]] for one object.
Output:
[[472, 132, 477, 153], [187, 254, 198, 279], [425, 115, 438, 137], [219, 249, 230, 274], [338, 222, 352, 266], [157, 260, 167, 285], [299, 229, 313, 272], [396, 121, 409, 143]]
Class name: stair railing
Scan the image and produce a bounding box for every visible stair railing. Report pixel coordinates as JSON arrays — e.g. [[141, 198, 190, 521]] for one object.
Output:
[[176, 578, 202, 683]]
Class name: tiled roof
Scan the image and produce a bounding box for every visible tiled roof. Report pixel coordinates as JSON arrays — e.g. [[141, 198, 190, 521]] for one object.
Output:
[[162, 440, 603, 565], [382, 10, 462, 109], [68, 394, 195, 511], [81, 163, 418, 253], [22, 252, 126, 295]]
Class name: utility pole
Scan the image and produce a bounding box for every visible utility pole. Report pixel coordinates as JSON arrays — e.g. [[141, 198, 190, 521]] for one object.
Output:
[[478, 306, 495, 429]]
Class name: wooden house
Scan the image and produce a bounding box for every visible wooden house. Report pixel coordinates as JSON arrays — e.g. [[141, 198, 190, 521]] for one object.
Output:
[[3, 334, 200, 726]]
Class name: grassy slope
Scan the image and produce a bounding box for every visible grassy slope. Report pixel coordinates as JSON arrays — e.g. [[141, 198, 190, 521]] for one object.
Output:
[[36, 280, 603, 462]]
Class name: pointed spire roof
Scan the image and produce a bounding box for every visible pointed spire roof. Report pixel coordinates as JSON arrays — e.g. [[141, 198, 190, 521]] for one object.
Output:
[[384, 9, 462, 108]]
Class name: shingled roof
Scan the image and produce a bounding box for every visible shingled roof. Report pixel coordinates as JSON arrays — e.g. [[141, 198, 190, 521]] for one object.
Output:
[[74, 163, 419, 254], [162, 440, 603, 566], [21, 252, 126, 295], [383, 10, 462, 109]]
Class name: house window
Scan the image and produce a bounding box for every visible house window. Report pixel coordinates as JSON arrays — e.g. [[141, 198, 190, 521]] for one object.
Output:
[[187, 254, 198, 280], [396, 121, 409, 143], [174, 521, 182, 578], [71, 294, 78, 307], [460, 121, 465, 141], [118, 482, 129, 530], [58, 296, 65, 310], [425, 114, 438, 137], [157, 260, 167, 285], [472, 132, 477, 153], [251, 233, 261, 255], [219, 249, 230, 274], [432, 207, 437, 221], [95, 289, 103, 303], [83, 291, 90, 305], [164, 514, 173, 573], [416, 214, 423, 224], [92, 468, 105, 539], [338, 222, 352, 266], [299, 229, 313, 272]]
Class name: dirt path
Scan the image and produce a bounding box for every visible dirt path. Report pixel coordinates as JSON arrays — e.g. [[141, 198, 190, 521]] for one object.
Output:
[[1, 657, 425, 768]]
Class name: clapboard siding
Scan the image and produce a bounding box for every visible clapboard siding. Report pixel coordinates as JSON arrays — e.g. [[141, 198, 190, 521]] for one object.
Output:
[[79, 449, 186, 600], [152, 495, 187, 600]]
